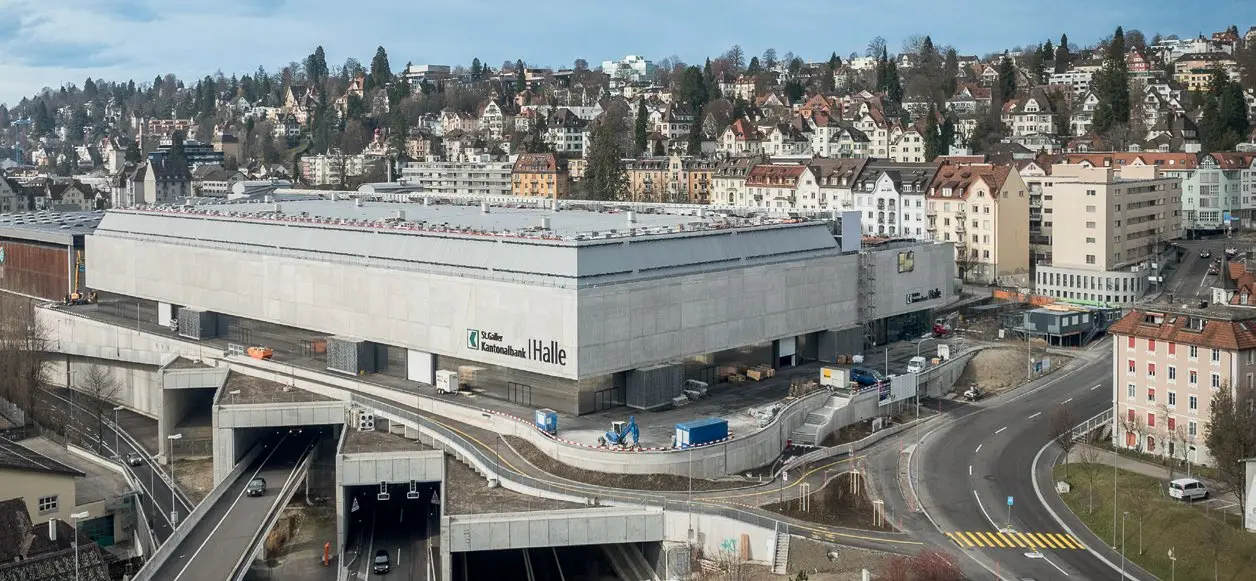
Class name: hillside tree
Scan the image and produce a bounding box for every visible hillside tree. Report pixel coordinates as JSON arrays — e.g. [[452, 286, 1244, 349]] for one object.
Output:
[[1054, 33, 1072, 73], [1204, 382, 1256, 516], [997, 55, 1018, 102], [633, 98, 648, 155], [1200, 69, 1251, 151], [367, 46, 393, 90], [1092, 26, 1131, 135], [582, 118, 628, 201]]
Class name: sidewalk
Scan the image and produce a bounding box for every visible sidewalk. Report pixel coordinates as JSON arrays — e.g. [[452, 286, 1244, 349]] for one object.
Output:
[[1066, 443, 1241, 516]]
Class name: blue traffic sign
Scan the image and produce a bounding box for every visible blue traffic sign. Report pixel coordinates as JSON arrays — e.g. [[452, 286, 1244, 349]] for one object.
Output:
[[1007, 496, 1014, 506]]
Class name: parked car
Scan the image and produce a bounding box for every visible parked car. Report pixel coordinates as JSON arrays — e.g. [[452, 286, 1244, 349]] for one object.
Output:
[[124, 452, 144, 467], [1200, 250, 1212, 258], [246, 477, 267, 497], [373, 549, 390, 574], [849, 367, 885, 387], [1168, 477, 1208, 501]]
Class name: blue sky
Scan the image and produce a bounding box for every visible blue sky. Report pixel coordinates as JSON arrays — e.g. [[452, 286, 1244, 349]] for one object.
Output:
[[0, 0, 1251, 107]]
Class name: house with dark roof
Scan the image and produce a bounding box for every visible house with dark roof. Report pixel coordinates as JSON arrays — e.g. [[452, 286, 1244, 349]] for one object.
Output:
[[0, 498, 110, 581]]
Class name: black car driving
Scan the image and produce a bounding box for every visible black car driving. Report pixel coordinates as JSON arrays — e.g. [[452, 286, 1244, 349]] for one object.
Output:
[[373, 549, 390, 574]]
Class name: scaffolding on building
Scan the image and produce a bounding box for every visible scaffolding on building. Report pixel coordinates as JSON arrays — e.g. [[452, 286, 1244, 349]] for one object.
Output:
[[859, 249, 877, 350]]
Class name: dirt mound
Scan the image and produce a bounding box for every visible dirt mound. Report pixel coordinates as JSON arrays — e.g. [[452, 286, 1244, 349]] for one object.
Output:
[[955, 347, 1071, 393]]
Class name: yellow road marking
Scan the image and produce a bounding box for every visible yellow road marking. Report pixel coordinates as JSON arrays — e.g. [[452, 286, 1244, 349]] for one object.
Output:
[[1002, 532, 1025, 548], [946, 532, 970, 548], [1068, 534, 1086, 550], [1035, 533, 1060, 549], [1053, 533, 1078, 549], [1015, 532, 1038, 549], [987, 532, 1007, 548], [963, 532, 985, 547]]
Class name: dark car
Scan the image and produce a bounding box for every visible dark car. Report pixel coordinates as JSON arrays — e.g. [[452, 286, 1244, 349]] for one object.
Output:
[[246, 477, 267, 497], [849, 367, 885, 387], [1200, 250, 1212, 258], [125, 453, 144, 467], [373, 549, 390, 574]]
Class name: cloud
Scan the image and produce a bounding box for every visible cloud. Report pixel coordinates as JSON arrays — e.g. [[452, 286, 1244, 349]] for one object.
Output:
[[15, 42, 124, 69]]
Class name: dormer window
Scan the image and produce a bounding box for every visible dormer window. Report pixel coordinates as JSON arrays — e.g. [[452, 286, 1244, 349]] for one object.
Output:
[[1142, 313, 1165, 325], [1185, 316, 1205, 331]]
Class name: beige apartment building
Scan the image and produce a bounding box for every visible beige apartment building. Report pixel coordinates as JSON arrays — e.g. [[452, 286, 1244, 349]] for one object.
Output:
[[1033, 163, 1182, 306], [926, 162, 1030, 285], [1109, 302, 1256, 466]]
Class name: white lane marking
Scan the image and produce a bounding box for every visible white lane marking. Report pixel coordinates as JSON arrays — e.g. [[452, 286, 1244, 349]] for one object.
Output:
[[995, 426, 1008, 434], [170, 436, 289, 581], [968, 465, 973, 476], [973, 490, 1000, 530], [1041, 553, 1070, 576], [1062, 398, 1073, 404], [1091, 385, 1101, 391], [1028, 412, 1042, 420], [975, 444, 983, 454]]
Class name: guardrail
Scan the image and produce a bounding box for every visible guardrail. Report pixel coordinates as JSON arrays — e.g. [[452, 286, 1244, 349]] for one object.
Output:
[[132, 442, 265, 581], [1070, 409, 1113, 442], [229, 440, 317, 581]]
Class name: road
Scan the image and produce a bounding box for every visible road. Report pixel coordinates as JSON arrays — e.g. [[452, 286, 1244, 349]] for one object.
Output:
[[150, 431, 316, 581], [916, 341, 1156, 580], [38, 387, 194, 544], [1164, 240, 1236, 302], [347, 485, 439, 581]]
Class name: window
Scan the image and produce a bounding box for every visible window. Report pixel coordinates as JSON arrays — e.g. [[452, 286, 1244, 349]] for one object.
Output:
[[1168, 391, 1177, 406], [1189, 395, 1199, 411], [1148, 387, 1156, 402], [1147, 412, 1156, 428], [1086, 221, 1096, 228], [1148, 339, 1156, 352], [1212, 373, 1221, 388], [1211, 348, 1220, 362], [1127, 408, 1136, 423], [1188, 420, 1197, 436], [1190, 345, 1199, 359], [1190, 370, 1198, 384], [1168, 417, 1176, 431], [1148, 363, 1156, 377], [1168, 366, 1176, 381], [1127, 383, 1136, 398], [1169, 342, 1176, 356], [1127, 359, 1136, 374], [1128, 336, 1136, 349], [1086, 255, 1096, 264], [37, 496, 57, 514]]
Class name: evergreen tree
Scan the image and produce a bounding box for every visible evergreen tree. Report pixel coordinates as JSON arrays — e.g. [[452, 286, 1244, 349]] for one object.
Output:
[[515, 59, 527, 93], [677, 66, 708, 110], [783, 80, 805, 102], [306, 46, 329, 85], [168, 130, 187, 168], [84, 78, 98, 99], [940, 113, 956, 156], [470, 58, 483, 81], [125, 141, 142, 163], [583, 118, 627, 201], [634, 99, 649, 155], [997, 55, 1017, 102], [1201, 70, 1251, 151], [367, 46, 392, 90], [942, 48, 959, 99], [1028, 49, 1046, 85], [0, 104, 8, 128], [747, 56, 761, 76], [829, 52, 841, 72], [1042, 40, 1055, 63], [1054, 34, 1072, 73], [688, 104, 705, 154], [1092, 26, 1131, 135], [762, 48, 778, 71], [523, 114, 551, 153], [924, 107, 941, 161]]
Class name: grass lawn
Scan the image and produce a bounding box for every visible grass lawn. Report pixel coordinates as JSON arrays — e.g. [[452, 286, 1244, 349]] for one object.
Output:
[[1053, 463, 1256, 581]]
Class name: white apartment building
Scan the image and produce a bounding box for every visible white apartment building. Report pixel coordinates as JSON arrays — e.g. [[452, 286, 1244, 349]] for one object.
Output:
[[1048, 70, 1094, 94], [1033, 163, 1181, 306], [852, 161, 936, 238], [300, 153, 367, 187], [601, 55, 655, 83], [926, 163, 1031, 285], [398, 155, 513, 196]]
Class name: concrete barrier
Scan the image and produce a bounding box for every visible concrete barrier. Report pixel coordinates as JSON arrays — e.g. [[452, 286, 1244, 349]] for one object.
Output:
[[132, 441, 264, 581]]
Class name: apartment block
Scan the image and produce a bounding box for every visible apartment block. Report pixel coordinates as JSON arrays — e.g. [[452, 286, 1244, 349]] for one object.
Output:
[[1109, 302, 1256, 466], [925, 162, 1030, 285], [398, 155, 513, 197]]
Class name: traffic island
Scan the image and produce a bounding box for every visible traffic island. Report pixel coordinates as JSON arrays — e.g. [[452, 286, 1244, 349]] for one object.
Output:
[[761, 472, 892, 531], [1053, 463, 1256, 581]]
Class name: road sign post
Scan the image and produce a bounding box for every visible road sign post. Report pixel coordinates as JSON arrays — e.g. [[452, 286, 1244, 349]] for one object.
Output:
[[1006, 496, 1013, 529]]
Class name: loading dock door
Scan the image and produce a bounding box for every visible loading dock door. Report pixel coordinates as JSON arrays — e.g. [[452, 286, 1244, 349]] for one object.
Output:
[[777, 336, 797, 367], [407, 349, 434, 385]]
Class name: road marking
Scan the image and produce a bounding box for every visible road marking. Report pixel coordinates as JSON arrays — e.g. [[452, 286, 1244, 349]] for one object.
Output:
[[975, 444, 983, 453], [973, 490, 1000, 530], [945, 531, 1086, 550], [968, 465, 972, 476], [1091, 385, 1101, 390], [1062, 397, 1073, 404], [1041, 553, 1071, 576], [1028, 412, 1042, 420], [995, 426, 1007, 434]]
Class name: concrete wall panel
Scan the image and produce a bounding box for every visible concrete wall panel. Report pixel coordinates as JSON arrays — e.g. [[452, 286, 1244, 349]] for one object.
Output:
[[339, 452, 442, 486], [446, 509, 663, 552]]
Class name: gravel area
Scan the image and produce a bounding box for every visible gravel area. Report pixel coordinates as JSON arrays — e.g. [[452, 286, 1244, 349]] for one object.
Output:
[[762, 472, 891, 531], [444, 454, 587, 515], [504, 435, 748, 492], [954, 346, 1072, 394], [788, 537, 888, 580], [174, 457, 215, 504]]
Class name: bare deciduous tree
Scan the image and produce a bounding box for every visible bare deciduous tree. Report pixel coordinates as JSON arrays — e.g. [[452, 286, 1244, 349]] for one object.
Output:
[[712, 544, 750, 581], [878, 550, 966, 581], [0, 294, 52, 425], [1050, 406, 1077, 476], [79, 364, 122, 453], [1076, 444, 1104, 513]]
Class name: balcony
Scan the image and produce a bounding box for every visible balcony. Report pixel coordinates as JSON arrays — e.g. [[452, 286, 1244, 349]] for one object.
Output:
[[956, 221, 967, 232]]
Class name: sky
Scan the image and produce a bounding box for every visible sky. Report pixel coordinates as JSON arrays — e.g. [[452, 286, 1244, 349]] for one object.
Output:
[[0, 0, 1251, 107]]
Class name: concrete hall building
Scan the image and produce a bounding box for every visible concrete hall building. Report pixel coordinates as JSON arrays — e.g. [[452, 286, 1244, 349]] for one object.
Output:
[[80, 196, 955, 415]]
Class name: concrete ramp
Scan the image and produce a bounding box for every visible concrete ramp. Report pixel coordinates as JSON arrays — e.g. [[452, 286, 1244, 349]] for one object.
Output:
[[602, 544, 659, 581]]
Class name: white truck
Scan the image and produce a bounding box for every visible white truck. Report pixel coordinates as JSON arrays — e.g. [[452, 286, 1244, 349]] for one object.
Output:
[[435, 370, 460, 394]]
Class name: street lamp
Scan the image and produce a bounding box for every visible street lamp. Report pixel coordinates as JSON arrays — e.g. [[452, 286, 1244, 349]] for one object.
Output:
[[112, 406, 123, 458], [228, 389, 240, 403], [167, 434, 183, 523], [71, 511, 89, 581]]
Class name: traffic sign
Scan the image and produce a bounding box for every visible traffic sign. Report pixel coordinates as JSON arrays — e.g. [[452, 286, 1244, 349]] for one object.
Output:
[[1007, 496, 1014, 506], [431, 491, 440, 505], [351, 497, 359, 513]]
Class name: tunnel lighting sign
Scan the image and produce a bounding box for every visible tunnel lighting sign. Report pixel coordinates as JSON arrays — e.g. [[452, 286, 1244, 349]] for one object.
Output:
[[467, 329, 567, 366]]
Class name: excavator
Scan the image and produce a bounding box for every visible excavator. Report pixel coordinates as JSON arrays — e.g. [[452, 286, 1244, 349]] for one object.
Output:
[[598, 416, 641, 450]]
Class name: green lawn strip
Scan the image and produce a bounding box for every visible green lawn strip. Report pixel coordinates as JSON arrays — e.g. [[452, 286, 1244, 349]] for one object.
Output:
[[1052, 463, 1256, 581]]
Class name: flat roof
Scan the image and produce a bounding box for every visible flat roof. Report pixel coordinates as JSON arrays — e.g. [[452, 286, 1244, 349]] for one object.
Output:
[[0, 210, 103, 245], [342, 428, 433, 454], [223, 373, 336, 404]]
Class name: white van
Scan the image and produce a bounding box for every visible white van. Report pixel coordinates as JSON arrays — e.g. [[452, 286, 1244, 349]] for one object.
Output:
[[907, 356, 928, 374], [1168, 477, 1208, 501]]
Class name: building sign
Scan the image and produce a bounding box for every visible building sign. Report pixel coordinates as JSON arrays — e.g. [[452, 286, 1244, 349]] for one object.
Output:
[[0, 246, 5, 264], [906, 288, 942, 304], [897, 250, 914, 273], [467, 329, 567, 366]]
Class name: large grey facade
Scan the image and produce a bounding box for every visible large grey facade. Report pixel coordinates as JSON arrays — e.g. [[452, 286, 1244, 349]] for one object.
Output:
[[85, 200, 954, 413]]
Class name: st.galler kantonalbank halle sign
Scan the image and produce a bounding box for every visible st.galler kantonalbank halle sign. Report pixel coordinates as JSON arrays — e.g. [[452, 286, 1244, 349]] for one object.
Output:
[[467, 329, 568, 366]]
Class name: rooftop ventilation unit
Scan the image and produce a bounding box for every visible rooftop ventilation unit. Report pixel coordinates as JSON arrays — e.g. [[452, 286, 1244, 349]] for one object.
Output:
[[354, 197, 363, 208], [481, 201, 489, 214], [626, 211, 637, 224], [393, 209, 406, 220], [539, 217, 551, 230]]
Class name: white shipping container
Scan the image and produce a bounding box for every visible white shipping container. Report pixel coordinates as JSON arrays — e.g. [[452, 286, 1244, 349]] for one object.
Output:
[[435, 370, 460, 394], [820, 367, 848, 388]]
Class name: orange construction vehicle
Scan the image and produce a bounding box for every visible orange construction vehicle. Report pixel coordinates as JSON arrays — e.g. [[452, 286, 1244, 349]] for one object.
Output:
[[246, 346, 274, 360]]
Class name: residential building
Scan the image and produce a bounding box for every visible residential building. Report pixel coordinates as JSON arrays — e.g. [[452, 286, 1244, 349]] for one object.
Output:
[[1015, 158, 1057, 269], [809, 157, 868, 211], [743, 164, 821, 211], [0, 176, 28, 213], [0, 498, 110, 581], [1001, 89, 1057, 139], [1152, 36, 1213, 63], [399, 155, 513, 197], [718, 119, 764, 155], [624, 157, 669, 203], [544, 108, 589, 157], [511, 153, 570, 198], [41, 180, 95, 211], [805, 112, 871, 158], [850, 160, 936, 238], [299, 153, 368, 187], [650, 104, 694, 141], [888, 123, 927, 164], [1070, 91, 1100, 137], [401, 64, 452, 92], [1033, 162, 1181, 306], [191, 165, 244, 197], [926, 163, 1031, 284], [439, 110, 478, 136], [600, 55, 655, 83], [477, 100, 506, 139], [1108, 302, 1256, 466], [682, 157, 716, 204], [1173, 53, 1240, 91], [212, 131, 242, 165], [1048, 70, 1095, 94], [143, 118, 194, 139], [946, 84, 993, 114], [762, 123, 810, 156], [128, 159, 191, 205], [711, 154, 763, 205], [148, 139, 224, 170]]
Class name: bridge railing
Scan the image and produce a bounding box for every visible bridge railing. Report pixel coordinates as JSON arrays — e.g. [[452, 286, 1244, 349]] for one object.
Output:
[[1070, 409, 1113, 443]]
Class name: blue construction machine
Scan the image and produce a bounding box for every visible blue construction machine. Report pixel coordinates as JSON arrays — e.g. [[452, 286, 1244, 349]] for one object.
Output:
[[599, 415, 641, 450]]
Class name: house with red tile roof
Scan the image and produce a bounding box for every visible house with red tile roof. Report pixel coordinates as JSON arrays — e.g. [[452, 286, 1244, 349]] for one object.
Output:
[[925, 162, 1030, 284]]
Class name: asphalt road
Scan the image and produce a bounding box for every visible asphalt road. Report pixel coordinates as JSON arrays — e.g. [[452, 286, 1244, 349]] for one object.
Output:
[[347, 484, 439, 581], [916, 342, 1157, 580], [151, 431, 316, 581], [1164, 240, 1238, 301], [39, 387, 193, 544]]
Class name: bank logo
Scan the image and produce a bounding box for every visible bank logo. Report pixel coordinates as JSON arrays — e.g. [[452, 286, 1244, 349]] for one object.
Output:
[[0, 246, 5, 264], [466, 329, 479, 350]]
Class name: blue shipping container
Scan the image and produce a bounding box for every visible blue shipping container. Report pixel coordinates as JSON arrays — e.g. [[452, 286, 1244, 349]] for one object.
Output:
[[675, 417, 729, 447], [535, 409, 558, 434]]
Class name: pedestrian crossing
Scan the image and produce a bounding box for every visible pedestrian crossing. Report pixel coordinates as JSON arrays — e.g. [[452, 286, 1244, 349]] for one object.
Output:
[[946, 531, 1086, 551]]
